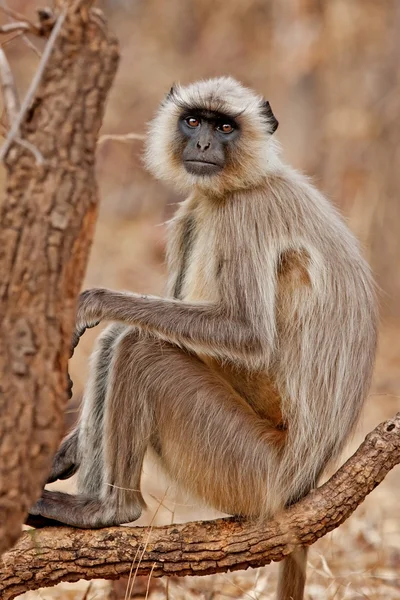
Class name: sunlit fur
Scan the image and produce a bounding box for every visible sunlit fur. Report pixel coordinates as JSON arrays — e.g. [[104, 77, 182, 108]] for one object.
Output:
[[33, 78, 378, 600]]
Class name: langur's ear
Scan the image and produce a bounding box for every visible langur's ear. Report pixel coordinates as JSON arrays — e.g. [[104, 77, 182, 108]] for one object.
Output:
[[166, 85, 176, 101], [261, 100, 279, 134]]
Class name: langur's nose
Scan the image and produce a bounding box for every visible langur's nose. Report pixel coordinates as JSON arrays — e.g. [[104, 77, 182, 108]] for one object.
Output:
[[196, 140, 211, 151]]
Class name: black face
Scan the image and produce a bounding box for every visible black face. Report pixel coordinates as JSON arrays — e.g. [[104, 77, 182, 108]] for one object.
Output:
[[178, 109, 240, 176]]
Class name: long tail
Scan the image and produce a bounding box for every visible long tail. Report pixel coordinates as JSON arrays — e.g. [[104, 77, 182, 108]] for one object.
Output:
[[277, 548, 308, 600]]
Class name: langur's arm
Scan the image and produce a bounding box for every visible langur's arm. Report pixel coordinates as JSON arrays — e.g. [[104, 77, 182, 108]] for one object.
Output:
[[74, 261, 278, 368]]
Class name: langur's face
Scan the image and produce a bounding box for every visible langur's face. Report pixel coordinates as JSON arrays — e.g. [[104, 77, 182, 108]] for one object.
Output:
[[145, 78, 280, 194], [177, 109, 240, 177]]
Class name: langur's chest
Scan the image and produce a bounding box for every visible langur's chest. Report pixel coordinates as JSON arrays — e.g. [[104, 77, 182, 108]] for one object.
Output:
[[176, 214, 220, 302]]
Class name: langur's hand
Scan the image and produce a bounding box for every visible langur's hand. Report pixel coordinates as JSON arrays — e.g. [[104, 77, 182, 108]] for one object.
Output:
[[70, 288, 104, 356]]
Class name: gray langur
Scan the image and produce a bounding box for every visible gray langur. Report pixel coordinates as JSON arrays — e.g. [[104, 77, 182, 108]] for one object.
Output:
[[28, 77, 378, 600]]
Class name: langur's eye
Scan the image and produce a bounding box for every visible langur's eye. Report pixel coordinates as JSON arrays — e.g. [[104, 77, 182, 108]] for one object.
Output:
[[217, 123, 234, 134], [185, 117, 200, 128]]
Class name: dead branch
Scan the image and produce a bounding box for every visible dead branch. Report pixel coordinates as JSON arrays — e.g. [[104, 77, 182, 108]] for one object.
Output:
[[0, 22, 32, 34], [0, 2, 119, 556], [0, 2, 31, 23], [0, 2, 54, 33], [14, 136, 44, 164], [0, 0, 43, 56], [0, 29, 41, 57], [0, 413, 399, 600], [0, 9, 66, 161], [19, 33, 42, 58], [98, 132, 146, 145], [0, 2, 54, 56], [0, 47, 19, 123]]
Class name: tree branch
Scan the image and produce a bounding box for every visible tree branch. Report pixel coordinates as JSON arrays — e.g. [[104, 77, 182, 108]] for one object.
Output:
[[0, 47, 20, 123], [0, 10, 66, 161], [0, 413, 399, 600], [0, 22, 32, 34]]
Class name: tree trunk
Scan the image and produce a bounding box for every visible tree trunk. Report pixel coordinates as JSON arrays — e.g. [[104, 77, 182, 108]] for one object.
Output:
[[0, 2, 119, 555]]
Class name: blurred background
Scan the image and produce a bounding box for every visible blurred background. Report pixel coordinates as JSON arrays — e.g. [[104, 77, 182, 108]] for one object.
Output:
[[2, 0, 400, 598]]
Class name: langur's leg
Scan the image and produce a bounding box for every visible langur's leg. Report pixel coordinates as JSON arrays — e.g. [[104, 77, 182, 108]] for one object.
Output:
[[29, 328, 152, 528], [30, 335, 283, 527], [99, 336, 284, 521], [150, 345, 284, 517], [47, 323, 127, 485], [76, 323, 128, 496]]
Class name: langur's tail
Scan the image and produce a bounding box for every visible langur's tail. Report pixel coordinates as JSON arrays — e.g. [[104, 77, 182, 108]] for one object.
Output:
[[276, 547, 308, 600]]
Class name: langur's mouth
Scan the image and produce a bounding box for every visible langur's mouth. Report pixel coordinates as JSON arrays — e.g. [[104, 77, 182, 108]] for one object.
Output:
[[184, 160, 223, 176]]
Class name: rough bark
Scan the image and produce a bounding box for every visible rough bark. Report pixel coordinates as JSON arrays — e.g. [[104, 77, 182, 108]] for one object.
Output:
[[0, 413, 399, 599], [0, 2, 119, 555]]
